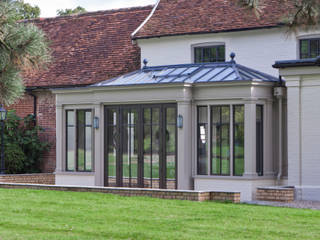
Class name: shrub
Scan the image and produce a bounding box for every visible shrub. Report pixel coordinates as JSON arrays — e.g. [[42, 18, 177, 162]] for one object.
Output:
[[2, 110, 50, 174]]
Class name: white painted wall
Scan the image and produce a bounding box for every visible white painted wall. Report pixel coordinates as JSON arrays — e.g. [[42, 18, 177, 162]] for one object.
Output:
[[137, 28, 320, 76], [280, 67, 320, 201]]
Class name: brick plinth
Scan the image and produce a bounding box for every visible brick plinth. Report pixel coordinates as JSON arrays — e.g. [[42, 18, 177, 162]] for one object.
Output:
[[0, 174, 55, 185], [257, 187, 295, 202], [0, 183, 240, 203]]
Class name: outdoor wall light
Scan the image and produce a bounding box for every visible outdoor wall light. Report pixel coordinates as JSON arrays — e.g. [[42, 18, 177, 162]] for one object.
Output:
[[177, 115, 183, 129], [94, 116, 99, 129]]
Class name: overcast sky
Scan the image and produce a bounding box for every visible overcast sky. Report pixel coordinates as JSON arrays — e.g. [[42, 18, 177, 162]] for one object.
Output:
[[24, 0, 157, 18]]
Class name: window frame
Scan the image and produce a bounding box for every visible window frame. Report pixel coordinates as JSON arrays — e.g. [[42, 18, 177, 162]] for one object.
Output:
[[196, 104, 246, 177], [66, 109, 94, 172], [193, 44, 226, 63], [299, 38, 320, 59], [210, 105, 231, 176]]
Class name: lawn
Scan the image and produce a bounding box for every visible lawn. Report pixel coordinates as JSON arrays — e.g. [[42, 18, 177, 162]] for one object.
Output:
[[0, 189, 319, 240]]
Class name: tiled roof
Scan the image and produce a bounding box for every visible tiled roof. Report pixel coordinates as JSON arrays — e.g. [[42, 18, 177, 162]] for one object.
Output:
[[93, 60, 278, 87], [23, 6, 152, 88], [133, 0, 292, 39]]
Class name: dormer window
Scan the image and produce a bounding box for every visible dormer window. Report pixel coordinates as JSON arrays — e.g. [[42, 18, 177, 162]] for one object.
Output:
[[300, 38, 320, 59], [194, 45, 225, 63]]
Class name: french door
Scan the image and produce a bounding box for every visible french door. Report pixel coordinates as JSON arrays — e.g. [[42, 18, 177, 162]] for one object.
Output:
[[104, 104, 177, 189]]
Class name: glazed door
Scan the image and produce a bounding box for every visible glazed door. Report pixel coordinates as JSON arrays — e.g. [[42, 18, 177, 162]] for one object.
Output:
[[104, 104, 177, 189]]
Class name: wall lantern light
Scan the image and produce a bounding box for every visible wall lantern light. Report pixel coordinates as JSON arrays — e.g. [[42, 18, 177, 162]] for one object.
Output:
[[94, 116, 99, 129], [177, 114, 183, 129]]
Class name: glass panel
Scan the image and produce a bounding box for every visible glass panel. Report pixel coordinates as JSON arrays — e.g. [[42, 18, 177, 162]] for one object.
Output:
[[152, 124, 160, 188], [107, 125, 117, 177], [197, 106, 208, 175], [67, 111, 75, 126], [234, 105, 245, 176], [144, 123, 152, 188], [310, 39, 319, 58], [256, 105, 263, 176], [77, 110, 85, 171], [85, 127, 92, 171], [211, 106, 230, 175], [122, 108, 138, 187], [85, 111, 92, 125], [67, 125, 75, 171], [203, 48, 211, 62], [166, 107, 176, 189], [300, 40, 309, 59], [195, 48, 202, 63], [221, 106, 230, 175], [106, 108, 117, 187], [217, 46, 226, 62], [211, 106, 220, 175], [209, 47, 217, 62]]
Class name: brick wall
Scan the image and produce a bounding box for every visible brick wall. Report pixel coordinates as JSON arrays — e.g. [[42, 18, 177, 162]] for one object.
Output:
[[8, 90, 56, 173], [36, 91, 56, 173], [0, 183, 241, 203], [257, 187, 295, 202], [0, 174, 55, 185], [7, 94, 35, 118]]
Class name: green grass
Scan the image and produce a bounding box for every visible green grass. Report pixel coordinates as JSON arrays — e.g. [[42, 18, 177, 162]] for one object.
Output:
[[0, 189, 319, 240]]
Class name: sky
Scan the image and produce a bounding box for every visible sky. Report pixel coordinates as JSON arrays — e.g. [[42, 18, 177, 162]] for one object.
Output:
[[24, 0, 157, 18]]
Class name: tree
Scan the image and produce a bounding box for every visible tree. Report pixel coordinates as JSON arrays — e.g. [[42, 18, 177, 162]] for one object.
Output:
[[0, 1, 51, 106], [2, 0, 41, 20], [239, 0, 320, 29], [16, 0, 41, 20], [57, 6, 87, 16]]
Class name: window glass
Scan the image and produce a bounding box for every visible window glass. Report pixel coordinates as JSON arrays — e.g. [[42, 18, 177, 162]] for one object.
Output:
[[233, 106, 245, 176], [211, 106, 230, 175], [166, 107, 176, 187], [106, 108, 117, 186], [300, 39, 320, 59], [197, 107, 208, 175], [194, 45, 225, 63], [66, 109, 93, 172], [66, 110, 75, 171]]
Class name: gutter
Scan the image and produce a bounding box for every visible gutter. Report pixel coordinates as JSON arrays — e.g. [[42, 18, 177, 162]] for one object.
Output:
[[273, 56, 320, 68]]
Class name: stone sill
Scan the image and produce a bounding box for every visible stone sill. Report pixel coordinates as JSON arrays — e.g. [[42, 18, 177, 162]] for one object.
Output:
[[194, 175, 276, 181], [55, 171, 95, 176]]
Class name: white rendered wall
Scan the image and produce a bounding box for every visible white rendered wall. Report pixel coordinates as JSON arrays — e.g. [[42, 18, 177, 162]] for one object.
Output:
[[280, 67, 320, 201], [138, 28, 320, 76]]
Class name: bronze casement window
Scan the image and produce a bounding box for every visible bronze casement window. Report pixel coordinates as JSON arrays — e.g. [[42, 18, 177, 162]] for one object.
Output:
[[197, 105, 245, 176], [211, 106, 230, 176], [233, 105, 245, 176], [66, 109, 93, 172], [104, 104, 177, 189], [194, 45, 225, 63], [300, 39, 320, 59]]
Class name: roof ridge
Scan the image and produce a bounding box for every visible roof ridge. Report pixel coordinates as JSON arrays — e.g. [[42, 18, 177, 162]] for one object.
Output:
[[22, 5, 154, 23]]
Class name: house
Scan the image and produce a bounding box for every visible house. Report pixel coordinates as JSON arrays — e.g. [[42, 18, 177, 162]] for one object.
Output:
[[21, 0, 320, 202], [9, 6, 153, 172]]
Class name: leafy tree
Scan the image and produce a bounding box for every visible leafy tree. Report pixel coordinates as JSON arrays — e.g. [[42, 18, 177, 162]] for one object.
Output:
[[0, 0, 51, 106], [57, 6, 87, 16], [16, 0, 41, 20], [239, 0, 320, 29]]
